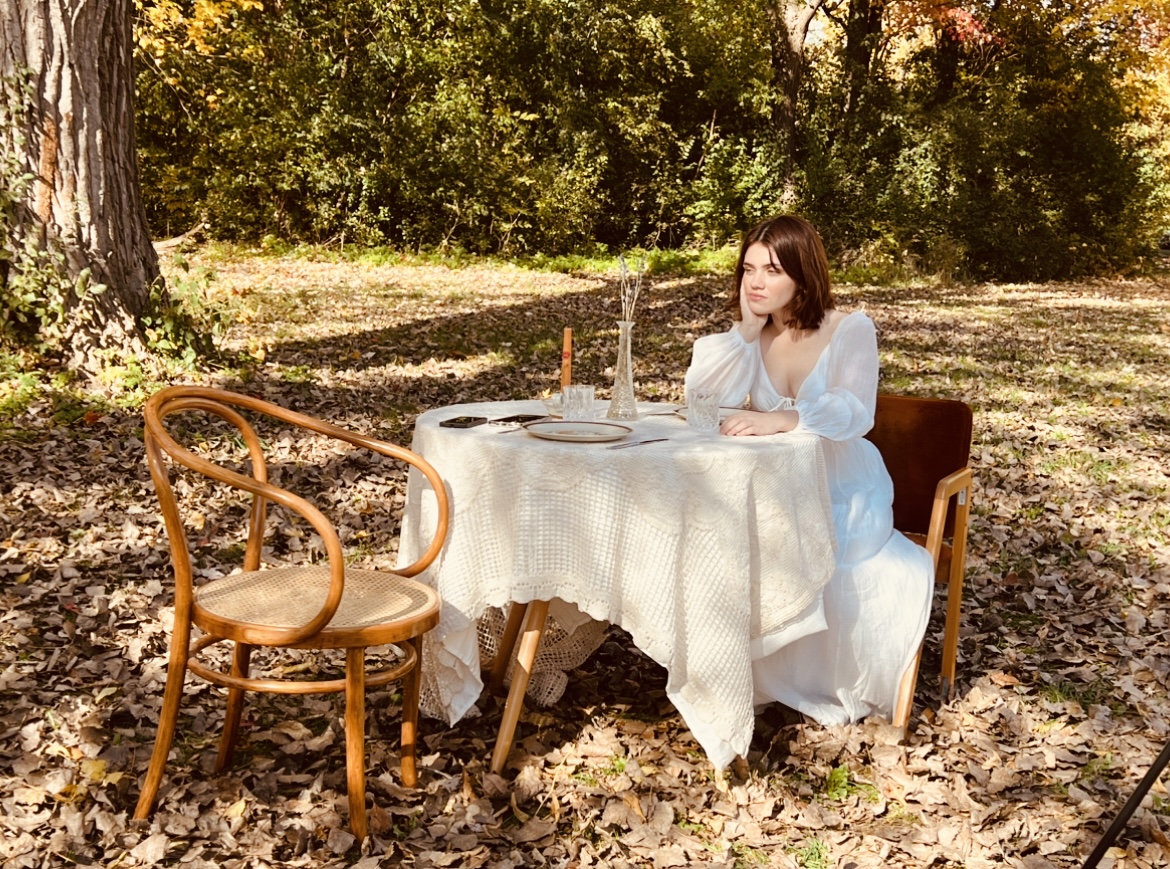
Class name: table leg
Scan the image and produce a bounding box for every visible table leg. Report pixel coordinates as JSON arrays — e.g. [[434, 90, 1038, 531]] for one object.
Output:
[[489, 601, 529, 695], [490, 599, 549, 775]]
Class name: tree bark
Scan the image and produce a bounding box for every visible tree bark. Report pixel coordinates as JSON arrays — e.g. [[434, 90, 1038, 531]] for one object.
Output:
[[1, 0, 159, 368], [841, 0, 885, 135], [764, 0, 826, 183]]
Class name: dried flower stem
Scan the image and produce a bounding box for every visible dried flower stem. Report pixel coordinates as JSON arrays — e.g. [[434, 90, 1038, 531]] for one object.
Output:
[[618, 254, 648, 322]]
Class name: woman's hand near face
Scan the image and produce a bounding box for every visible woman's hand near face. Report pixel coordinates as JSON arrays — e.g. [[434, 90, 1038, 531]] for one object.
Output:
[[736, 282, 769, 343], [720, 409, 798, 437]]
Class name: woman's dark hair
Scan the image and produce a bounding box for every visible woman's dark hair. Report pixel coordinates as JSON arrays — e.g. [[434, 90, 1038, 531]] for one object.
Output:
[[729, 215, 834, 331]]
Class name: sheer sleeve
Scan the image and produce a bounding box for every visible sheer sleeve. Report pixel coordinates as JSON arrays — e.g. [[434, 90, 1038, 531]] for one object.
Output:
[[683, 327, 757, 408], [792, 313, 878, 441]]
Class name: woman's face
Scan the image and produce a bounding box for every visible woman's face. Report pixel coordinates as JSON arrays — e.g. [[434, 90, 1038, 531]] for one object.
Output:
[[740, 242, 797, 320]]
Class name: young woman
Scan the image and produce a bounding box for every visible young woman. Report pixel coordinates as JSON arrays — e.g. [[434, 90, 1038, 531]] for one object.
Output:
[[684, 215, 934, 725]]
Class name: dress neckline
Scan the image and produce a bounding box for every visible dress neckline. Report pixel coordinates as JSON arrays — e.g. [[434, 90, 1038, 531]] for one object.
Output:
[[772, 310, 862, 402]]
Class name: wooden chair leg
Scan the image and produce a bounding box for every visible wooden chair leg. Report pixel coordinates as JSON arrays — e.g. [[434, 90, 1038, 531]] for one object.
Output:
[[134, 627, 192, 819], [489, 602, 529, 694], [215, 642, 253, 773], [400, 636, 422, 788], [941, 537, 968, 699], [490, 599, 549, 775], [345, 648, 368, 840], [893, 644, 923, 735]]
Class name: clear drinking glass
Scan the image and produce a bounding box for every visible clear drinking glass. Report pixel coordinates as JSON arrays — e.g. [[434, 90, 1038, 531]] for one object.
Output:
[[687, 387, 721, 433], [562, 385, 596, 421]]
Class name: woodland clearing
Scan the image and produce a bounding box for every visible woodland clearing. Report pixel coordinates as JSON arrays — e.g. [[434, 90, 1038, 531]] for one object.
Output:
[[1, 252, 1169, 868]]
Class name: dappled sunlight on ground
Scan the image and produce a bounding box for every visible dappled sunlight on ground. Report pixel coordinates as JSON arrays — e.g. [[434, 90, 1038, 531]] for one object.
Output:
[[1, 254, 1169, 867]]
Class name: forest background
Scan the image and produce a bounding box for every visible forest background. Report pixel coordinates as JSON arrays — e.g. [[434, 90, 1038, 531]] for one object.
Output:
[[134, 0, 1170, 284]]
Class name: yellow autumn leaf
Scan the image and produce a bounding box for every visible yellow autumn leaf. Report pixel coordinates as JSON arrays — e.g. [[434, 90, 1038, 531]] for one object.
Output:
[[224, 798, 247, 818], [80, 758, 108, 782], [55, 782, 89, 804]]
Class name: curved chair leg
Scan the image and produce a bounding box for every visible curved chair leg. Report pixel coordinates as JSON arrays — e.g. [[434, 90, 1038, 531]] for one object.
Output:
[[134, 623, 192, 819], [400, 636, 422, 787], [345, 647, 368, 839], [893, 644, 923, 735], [215, 642, 253, 773]]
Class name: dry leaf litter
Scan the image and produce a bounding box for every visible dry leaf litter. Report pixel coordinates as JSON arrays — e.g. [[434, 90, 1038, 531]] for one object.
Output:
[[1, 254, 1169, 868]]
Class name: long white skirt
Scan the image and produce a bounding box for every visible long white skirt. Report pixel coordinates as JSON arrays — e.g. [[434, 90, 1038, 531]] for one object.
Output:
[[751, 529, 934, 724]]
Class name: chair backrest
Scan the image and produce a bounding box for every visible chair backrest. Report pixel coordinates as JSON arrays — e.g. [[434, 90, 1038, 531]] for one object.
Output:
[[144, 385, 450, 645], [864, 394, 973, 537]]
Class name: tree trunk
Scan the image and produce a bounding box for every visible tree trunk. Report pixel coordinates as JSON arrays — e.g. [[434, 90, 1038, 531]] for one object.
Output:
[[841, 0, 885, 136], [764, 0, 826, 184], [1, 0, 159, 369]]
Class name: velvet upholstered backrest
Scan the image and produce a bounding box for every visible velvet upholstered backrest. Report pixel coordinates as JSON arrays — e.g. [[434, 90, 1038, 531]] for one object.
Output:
[[865, 394, 973, 537]]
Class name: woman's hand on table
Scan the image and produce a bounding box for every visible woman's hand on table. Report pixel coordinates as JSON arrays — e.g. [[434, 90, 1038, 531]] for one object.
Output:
[[721, 409, 798, 436]]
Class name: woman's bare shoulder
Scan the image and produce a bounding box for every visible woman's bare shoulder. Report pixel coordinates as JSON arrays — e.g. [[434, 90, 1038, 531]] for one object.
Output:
[[824, 309, 850, 327]]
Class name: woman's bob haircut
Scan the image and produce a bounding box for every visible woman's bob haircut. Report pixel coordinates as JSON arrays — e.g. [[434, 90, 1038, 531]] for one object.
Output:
[[729, 215, 835, 331]]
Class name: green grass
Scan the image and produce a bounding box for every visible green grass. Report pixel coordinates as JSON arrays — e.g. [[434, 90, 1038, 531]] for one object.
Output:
[[789, 837, 830, 869], [822, 764, 881, 803], [195, 239, 744, 278], [730, 841, 771, 868]]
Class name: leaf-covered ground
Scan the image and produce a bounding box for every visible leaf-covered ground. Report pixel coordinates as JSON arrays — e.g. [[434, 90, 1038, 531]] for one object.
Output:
[[2, 252, 1169, 868]]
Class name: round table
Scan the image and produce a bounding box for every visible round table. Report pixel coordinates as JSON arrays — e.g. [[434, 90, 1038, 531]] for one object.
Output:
[[398, 399, 837, 769]]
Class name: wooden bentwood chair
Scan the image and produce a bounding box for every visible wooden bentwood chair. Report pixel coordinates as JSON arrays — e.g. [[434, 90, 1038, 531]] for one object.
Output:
[[868, 394, 974, 730], [133, 386, 450, 838]]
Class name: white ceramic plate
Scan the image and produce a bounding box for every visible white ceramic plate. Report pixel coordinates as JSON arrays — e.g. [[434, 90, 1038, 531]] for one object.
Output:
[[523, 420, 633, 443], [675, 406, 741, 421]]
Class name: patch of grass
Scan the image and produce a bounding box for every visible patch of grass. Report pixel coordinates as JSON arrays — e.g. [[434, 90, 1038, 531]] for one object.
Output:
[[0, 372, 41, 426], [1041, 678, 1114, 708], [884, 802, 922, 827], [598, 755, 627, 777], [676, 817, 706, 835], [391, 810, 422, 841], [730, 841, 770, 868], [789, 837, 830, 869], [1037, 450, 1128, 484], [281, 364, 316, 383], [822, 764, 881, 802], [519, 246, 737, 277], [1078, 753, 1115, 784]]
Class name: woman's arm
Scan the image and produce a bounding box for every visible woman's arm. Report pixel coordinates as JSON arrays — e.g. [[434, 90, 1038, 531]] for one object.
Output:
[[720, 313, 878, 439], [791, 313, 878, 441], [683, 328, 759, 408]]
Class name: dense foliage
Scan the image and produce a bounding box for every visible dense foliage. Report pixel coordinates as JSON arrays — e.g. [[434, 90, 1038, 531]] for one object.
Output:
[[134, 0, 1170, 280]]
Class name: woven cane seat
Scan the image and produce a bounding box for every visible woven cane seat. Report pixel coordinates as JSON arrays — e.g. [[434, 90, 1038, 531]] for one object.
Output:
[[195, 566, 441, 648]]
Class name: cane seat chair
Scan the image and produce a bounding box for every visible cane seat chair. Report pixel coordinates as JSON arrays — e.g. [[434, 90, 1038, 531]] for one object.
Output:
[[133, 386, 449, 838], [867, 394, 974, 729]]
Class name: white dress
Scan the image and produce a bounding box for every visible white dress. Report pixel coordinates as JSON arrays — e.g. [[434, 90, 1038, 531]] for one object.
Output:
[[683, 311, 934, 725]]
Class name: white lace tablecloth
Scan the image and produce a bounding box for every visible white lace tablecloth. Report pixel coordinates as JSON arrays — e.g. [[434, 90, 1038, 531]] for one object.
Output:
[[397, 400, 837, 767]]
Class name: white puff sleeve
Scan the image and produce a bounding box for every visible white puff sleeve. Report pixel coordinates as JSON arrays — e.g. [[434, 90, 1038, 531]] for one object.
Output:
[[683, 327, 757, 408], [792, 313, 879, 441]]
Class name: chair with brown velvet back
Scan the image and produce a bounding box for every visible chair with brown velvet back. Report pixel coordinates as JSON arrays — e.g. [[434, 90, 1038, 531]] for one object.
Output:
[[133, 385, 450, 838], [866, 394, 974, 729]]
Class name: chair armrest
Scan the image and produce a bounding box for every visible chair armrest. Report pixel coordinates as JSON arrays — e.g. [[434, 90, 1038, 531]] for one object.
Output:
[[922, 467, 973, 567]]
